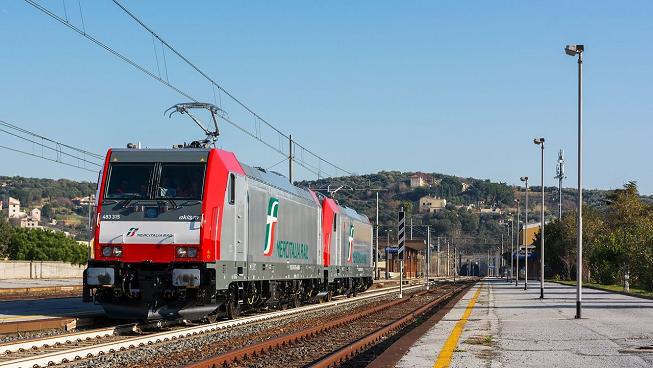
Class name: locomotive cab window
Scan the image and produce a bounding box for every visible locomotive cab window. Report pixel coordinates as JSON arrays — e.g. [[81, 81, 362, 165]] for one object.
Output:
[[105, 163, 155, 199], [157, 163, 206, 200], [228, 173, 235, 204]]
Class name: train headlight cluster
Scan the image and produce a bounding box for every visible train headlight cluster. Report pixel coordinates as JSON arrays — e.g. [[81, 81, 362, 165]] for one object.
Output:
[[176, 246, 198, 258], [101, 246, 123, 257]]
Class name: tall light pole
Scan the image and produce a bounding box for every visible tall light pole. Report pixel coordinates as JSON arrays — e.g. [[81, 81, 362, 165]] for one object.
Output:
[[515, 199, 520, 286], [520, 177, 529, 290], [565, 43, 584, 319], [534, 138, 546, 299]]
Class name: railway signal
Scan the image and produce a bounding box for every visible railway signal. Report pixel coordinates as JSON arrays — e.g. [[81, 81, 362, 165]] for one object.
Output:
[[398, 207, 405, 298]]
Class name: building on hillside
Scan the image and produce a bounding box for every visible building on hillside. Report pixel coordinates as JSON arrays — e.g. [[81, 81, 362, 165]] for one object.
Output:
[[419, 196, 447, 213], [480, 207, 503, 215], [410, 173, 432, 188], [31, 208, 41, 222], [20, 218, 41, 229], [461, 182, 471, 192], [73, 195, 95, 206], [3, 197, 23, 218]]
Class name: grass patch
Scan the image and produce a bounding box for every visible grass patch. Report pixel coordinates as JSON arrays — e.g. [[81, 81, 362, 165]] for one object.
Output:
[[464, 335, 493, 346], [552, 280, 653, 299]]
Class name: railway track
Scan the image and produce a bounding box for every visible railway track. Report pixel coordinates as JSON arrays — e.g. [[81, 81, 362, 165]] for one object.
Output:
[[0, 280, 451, 368], [184, 280, 473, 368]]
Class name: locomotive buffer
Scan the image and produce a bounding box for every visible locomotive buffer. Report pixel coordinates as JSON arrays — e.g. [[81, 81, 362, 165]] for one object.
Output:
[[398, 208, 405, 298]]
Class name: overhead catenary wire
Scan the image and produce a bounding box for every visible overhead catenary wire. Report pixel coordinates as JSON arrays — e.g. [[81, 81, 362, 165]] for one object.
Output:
[[0, 118, 103, 172], [23, 0, 351, 179]]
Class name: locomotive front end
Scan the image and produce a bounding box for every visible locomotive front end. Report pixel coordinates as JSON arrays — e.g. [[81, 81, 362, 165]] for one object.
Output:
[[84, 148, 217, 321]]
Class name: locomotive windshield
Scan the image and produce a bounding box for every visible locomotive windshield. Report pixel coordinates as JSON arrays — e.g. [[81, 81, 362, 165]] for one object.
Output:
[[105, 162, 205, 200], [157, 163, 205, 200], [105, 163, 155, 199]]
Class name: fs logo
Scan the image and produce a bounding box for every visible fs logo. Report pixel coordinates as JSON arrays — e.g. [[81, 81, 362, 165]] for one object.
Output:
[[126, 227, 139, 237], [263, 197, 279, 256], [347, 225, 354, 263]]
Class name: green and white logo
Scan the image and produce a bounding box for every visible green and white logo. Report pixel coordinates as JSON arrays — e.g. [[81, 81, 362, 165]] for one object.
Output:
[[263, 197, 279, 256], [347, 224, 354, 263]]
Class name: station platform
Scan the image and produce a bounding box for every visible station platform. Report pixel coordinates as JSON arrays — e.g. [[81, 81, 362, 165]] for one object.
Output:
[[397, 278, 653, 367], [0, 278, 104, 333]]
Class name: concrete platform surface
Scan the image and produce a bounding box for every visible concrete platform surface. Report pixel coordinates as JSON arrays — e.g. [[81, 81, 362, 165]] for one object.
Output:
[[398, 279, 653, 367]]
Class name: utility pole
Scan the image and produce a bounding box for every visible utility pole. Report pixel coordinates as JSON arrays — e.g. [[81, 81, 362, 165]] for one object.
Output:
[[521, 177, 530, 291], [515, 200, 520, 287], [437, 237, 441, 277], [500, 231, 504, 278], [375, 192, 379, 280], [288, 134, 293, 183], [426, 226, 430, 290]]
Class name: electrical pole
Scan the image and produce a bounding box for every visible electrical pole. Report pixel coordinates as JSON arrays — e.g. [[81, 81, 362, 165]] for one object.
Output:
[[288, 134, 293, 183], [426, 226, 430, 290], [515, 200, 520, 287], [375, 192, 379, 280], [521, 177, 529, 291]]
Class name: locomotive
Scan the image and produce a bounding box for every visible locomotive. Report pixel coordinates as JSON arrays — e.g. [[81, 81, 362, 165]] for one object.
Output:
[[83, 103, 374, 321]]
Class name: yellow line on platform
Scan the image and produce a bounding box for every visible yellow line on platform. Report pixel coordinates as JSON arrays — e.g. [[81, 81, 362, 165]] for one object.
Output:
[[433, 283, 483, 368]]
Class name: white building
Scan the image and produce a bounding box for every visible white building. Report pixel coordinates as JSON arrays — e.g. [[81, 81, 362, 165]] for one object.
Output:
[[20, 218, 41, 229], [4, 197, 22, 218], [419, 196, 447, 213], [31, 208, 41, 222]]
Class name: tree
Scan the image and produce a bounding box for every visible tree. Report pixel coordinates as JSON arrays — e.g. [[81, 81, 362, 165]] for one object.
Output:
[[0, 213, 13, 258]]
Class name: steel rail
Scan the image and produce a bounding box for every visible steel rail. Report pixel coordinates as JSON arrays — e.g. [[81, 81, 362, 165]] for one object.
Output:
[[0, 283, 429, 368], [310, 287, 464, 367], [185, 282, 470, 368]]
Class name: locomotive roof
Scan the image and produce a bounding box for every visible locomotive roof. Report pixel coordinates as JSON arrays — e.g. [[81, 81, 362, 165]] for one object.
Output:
[[240, 163, 316, 203], [109, 148, 210, 163], [339, 206, 371, 224]]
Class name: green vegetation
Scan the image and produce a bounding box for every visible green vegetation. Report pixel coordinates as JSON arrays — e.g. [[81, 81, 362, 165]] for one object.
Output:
[[540, 182, 653, 292], [297, 171, 514, 251], [1, 176, 95, 239], [554, 280, 653, 299], [0, 224, 88, 264]]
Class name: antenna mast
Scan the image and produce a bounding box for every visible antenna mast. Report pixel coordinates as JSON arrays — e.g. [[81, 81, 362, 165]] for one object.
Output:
[[554, 149, 566, 219]]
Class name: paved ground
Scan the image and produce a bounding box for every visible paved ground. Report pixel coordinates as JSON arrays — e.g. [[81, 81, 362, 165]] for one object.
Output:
[[398, 278, 653, 367], [0, 278, 82, 289]]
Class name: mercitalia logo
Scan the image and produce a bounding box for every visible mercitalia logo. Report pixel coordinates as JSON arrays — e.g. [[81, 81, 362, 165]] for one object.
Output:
[[263, 197, 279, 256]]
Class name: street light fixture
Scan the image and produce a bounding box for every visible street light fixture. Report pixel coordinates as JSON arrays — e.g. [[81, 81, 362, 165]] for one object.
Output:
[[514, 199, 520, 287], [534, 138, 546, 299], [565, 43, 584, 319], [520, 176, 529, 291]]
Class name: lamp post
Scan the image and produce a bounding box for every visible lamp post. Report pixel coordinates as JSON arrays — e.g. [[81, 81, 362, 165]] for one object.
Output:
[[565, 43, 584, 319], [534, 138, 546, 299], [520, 177, 529, 290], [515, 199, 520, 286]]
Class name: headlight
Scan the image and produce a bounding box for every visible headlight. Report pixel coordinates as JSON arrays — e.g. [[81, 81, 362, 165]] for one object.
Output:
[[113, 246, 123, 257], [187, 247, 198, 258], [176, 247, 188, 258], [102, 246, 112, 257]]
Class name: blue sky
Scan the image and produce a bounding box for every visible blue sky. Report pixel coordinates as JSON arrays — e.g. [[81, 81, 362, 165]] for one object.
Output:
[[1, 1, 652, 193]]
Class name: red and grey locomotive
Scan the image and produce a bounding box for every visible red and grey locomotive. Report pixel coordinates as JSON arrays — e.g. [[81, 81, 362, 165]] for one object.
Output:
[[83, 104, 373, 321]]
